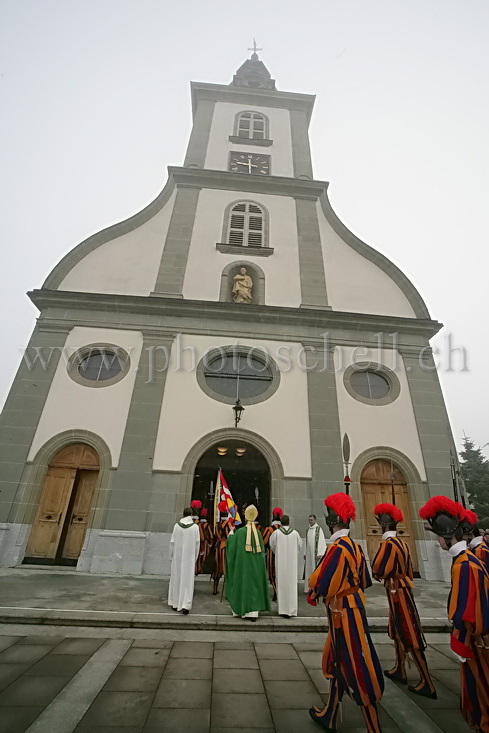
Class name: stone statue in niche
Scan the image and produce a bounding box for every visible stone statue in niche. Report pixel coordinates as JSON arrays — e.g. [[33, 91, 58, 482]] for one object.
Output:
[[232, 267, 253, 303]]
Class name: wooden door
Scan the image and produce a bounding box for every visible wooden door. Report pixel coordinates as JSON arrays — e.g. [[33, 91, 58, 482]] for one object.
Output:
[[25, 443, 99, 562], [361, 459, 418, 572], [25, 467, 77, 558], [59, 470, 98, 560]]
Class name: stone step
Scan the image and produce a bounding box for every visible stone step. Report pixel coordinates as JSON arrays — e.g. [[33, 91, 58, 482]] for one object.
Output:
[[0, 606, 451, 632]]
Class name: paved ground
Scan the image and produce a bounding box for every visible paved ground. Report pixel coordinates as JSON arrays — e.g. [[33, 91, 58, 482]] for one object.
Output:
[[0, 625, 470, 733], [0, 568, 451, 631], [0, 569, 470, 732]]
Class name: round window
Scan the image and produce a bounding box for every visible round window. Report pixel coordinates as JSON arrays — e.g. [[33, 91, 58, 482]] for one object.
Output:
[[78, 350, 124, 382], [204, 353, 272, 398], [67, 344, 131, 388], [197, 347, 280, 405], [343, 362, 401, 406], [349, 370, 390, 400]]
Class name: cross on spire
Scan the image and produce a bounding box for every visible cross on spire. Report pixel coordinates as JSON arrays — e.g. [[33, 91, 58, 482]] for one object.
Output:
[[248, 39, 262, 58]]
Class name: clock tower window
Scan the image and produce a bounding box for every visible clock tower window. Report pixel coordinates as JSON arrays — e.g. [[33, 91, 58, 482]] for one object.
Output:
[[235, 111, 269, 140], [226, 201, 266, 248]]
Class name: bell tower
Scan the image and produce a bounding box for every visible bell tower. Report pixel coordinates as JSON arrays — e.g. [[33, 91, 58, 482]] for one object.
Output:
[[184, 48, 315, 181]]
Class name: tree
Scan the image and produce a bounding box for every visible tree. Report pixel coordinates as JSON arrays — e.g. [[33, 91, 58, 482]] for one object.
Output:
[[459, 437, 489, 528]]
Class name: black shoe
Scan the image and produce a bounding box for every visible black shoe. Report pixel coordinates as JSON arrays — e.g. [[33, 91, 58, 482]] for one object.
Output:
[[408, 684, 437, 699], [248, 617, 257, 622], [272, 592, 277, 601], [308, 708, 334, 730], [384, 668, 407, 684], [172, 607, 177, 611], [182, 609, 189, 615]]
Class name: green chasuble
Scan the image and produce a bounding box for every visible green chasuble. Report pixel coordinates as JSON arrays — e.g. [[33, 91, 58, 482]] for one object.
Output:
[[225, 524, 271, 616]]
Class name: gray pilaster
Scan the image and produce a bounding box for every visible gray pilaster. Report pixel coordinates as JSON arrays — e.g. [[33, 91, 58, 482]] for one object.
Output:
[[304, 346, 344, 520], [290, 109, 313, 179], [401, 348, 454, 497], [183, 99, 215, 169], [0, 325, 69, 522], [152, 186, 201, 297], [103, 333, 175, 531], [295, 197, 330, 309]]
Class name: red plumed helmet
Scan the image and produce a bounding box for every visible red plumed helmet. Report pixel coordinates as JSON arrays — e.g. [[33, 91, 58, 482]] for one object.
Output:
[[462, 508, 478, 526], [419, 495, 461, 520], [272, 507, 283, 518], [324, 493, 356, 522], [420, 495, 465, 539], [201, 508, 208, 518], [217, 500, 228, 513], [190, 500, 202, 509], [374, 503, 404, 524]]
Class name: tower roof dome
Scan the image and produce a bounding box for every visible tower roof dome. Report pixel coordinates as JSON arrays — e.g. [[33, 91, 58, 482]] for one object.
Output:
[[231, 51, 276, 90]]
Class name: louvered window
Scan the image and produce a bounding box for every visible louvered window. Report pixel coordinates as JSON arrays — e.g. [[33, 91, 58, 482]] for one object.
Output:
[[237, 112, 268, 140], [227, 202, 265, 248]]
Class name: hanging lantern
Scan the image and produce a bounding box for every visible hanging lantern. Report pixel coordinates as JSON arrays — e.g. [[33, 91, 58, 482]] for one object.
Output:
[[232, 398, 245, 428]]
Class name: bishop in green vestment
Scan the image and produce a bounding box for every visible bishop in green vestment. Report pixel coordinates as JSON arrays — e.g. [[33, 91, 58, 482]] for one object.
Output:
[[226, 505, 271, 619]]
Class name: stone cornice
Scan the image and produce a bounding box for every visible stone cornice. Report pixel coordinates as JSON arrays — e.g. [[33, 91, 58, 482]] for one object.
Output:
[[190, 82, 315, 124], [170, 166, 326, 197], [29, 289, 443, 343]]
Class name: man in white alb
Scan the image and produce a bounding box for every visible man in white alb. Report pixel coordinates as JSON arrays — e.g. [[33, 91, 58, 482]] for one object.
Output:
[[270, 514, 303, 617], [303, 514, 326, 593], [168, 507, 200, 614]]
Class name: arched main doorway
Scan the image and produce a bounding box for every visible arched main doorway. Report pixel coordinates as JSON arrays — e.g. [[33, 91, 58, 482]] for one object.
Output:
[[24, 443, 99, 566], [361, 459, 419, 572], [191, 439, 271, 526]]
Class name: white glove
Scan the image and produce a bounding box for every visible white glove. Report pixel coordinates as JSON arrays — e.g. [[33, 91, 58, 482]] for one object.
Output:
[[453, 652, 467, 663]]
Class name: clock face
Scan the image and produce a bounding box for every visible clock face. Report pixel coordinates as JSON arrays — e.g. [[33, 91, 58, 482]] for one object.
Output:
[[229, 152, 270, 175]]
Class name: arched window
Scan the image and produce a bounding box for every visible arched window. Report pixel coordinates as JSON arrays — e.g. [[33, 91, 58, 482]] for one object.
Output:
[[227, 201, 266, 248], [235, 111, 269, 140]]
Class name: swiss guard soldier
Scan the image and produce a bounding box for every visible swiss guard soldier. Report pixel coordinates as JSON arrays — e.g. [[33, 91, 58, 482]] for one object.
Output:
[[420, 495, 489, 732], [459, 506, 489, 573], [196, 508, 214, 576], [371, 503, 436, 698], [308, 493, 384, 732], [261, 507, 282, 601], [211, 500, 234, 595]]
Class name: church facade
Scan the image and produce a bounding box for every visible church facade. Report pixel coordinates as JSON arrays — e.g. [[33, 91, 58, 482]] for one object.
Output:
[[0, 54, 459, 580]]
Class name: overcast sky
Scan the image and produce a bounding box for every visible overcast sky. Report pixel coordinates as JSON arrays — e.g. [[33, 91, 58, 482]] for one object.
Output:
[[1, 0, 488, 458]]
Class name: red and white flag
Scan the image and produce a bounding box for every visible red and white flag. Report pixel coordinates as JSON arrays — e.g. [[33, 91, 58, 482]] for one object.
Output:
[[214, 469, 241, 526]]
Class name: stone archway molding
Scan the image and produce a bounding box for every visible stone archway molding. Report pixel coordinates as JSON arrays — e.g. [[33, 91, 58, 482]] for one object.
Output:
[[179, 427, 284, 515], [350, 446, 427, 546], [12, 430, 114, 530]]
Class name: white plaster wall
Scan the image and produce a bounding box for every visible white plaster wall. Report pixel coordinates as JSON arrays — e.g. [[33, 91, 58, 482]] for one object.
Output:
[[334, 346, 426, 481], [182, 188, 301, 307], [317, 202, 416, 318], [153, 334, 311, 478], [59, 191, 176, 295], [205, 102, 294, 178], [28, 327, 143, 466]]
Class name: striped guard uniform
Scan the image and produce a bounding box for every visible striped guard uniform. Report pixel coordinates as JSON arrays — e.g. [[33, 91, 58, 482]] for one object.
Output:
[[308, 533, 384, 732], [371, 535, 436, 694], [195, 520, 214, 575], [261, 521, 281, 596], [211, 518, 234, 594], [449, 545, 489, 731], [469, 536, 489, 574]]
